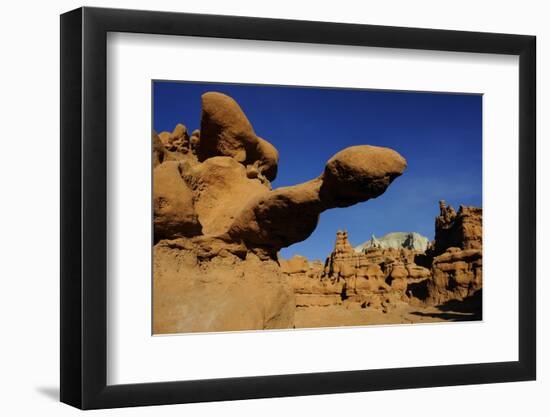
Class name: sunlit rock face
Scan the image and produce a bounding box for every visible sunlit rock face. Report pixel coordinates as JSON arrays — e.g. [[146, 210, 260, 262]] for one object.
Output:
[[283, 230, 431, 313], [425, 201, 483, 305], [153, 92, 407, 333], [281, 201, 482, 314], [433, 200, 482, 254], [153, 91, 483, 333]]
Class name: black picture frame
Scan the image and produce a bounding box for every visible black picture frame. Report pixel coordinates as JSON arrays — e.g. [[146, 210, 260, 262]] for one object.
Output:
[[60, 6, 536, 410]]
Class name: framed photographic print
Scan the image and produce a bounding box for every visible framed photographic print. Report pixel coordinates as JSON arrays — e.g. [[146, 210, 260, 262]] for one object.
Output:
[[60, 6, 536, 409]]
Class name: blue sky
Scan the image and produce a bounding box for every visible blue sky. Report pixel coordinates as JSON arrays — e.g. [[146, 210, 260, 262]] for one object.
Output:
[[153, 81, 482, 261]]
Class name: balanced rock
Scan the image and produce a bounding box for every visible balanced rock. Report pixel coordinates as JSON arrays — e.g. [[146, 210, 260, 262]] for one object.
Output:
[[226, 145, 406, 256], [321, 145, 407, 207], [153, 91, 407, 332]]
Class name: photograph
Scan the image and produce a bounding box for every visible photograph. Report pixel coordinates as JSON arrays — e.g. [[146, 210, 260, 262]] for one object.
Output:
[[0, 0, 541, 413], [152, 81, 483, 334]]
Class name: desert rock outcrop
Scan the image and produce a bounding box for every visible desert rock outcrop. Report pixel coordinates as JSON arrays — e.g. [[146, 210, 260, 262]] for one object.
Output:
[[434, 200, 482, 254], [281, 201, 482, 314], [153, 92, 407, 333], [154, 92, 406, 259], [426, 201, 483, 304], [154, 241, 294, 333], [282, 230, 431, 313]]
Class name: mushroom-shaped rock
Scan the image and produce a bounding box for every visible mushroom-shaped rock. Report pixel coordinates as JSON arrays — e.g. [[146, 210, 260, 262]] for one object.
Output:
[[226, 145, 406, 256], [152, 92, 414, 333], [321, 145, 407, 207]]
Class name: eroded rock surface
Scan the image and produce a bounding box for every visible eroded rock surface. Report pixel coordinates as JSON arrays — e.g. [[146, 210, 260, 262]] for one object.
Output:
[[154, 240, 294, 333], [434, 200, 482, 254], [153, 92, 407, 333], [282, 230, 430, 313], [426, 201, 483, 304], [281, 201, 482, 315]]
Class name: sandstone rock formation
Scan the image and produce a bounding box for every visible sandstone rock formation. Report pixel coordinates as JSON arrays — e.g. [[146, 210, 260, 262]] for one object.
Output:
[[426, 201, 482, 305], [154, 240, 294, 334], [153, 92, 407, 333], [283, 259, 343, 308], [281, 200, 482, 315], [225, 145, 406, 256], [282, 230, 431, 313], [434, 200, 482, 253]]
